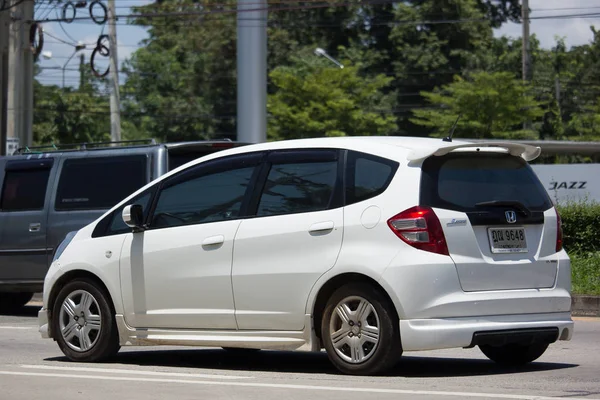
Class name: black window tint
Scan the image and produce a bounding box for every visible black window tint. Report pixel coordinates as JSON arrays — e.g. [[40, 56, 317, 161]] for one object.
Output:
[[56, 156, 147, 211], [151, 166, 255, 229], [346, 151, 398, 205], [1, 169, 51, 211], [257, 161, 337, 217], [421, 153, 552, 212], [109, 192, 153, 234]]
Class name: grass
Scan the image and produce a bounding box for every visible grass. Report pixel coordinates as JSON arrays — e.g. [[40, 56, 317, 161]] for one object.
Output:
[[571, 251, 600, 296]]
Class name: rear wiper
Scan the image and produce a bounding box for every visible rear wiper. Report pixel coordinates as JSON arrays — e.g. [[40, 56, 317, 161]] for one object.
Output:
[[475, 200, 531, 216]]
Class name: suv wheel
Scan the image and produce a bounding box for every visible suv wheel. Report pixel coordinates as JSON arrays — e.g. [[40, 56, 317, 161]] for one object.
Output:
[[52, 279, 120, 362], [479, 343, 549, 366], [0, 292, 34, 313], [321, 283, 402, 375]]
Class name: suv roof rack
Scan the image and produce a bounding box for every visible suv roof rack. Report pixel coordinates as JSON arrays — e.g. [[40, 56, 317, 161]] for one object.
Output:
[[14, 139, 158, 155]]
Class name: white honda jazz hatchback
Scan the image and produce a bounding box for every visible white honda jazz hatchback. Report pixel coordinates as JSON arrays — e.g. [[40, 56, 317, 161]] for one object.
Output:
[[39, 137, 573, 375]]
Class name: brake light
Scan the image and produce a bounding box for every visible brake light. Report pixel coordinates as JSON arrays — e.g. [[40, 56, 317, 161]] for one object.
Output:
[[387, 206, 449, 256], [555, 207, 563, 252]]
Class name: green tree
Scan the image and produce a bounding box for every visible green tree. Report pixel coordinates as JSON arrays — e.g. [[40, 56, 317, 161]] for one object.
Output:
[[267, 49, 396, 140], [33, 63, 111, 146], [411, 71, 543, 139]]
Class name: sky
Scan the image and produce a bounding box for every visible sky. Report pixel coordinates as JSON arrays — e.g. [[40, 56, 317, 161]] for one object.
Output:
[[35, 0, 600, 88]]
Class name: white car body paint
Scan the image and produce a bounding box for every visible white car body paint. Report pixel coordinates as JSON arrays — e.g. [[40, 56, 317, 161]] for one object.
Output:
[[39, 137, 574, 357]]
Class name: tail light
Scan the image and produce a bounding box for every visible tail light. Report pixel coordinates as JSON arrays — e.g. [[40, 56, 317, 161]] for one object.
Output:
[[555, 207, 563, 252], [387, 206, 449, 256]]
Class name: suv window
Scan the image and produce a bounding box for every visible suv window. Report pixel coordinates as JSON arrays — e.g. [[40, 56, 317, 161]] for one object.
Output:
[[151, 164, 256, 229], [55, 156, 147, 211], [1, 163, 52, 211], [420, 153, 552, 212], [257, 161, 338, 217], [346, 151, 398, 205]]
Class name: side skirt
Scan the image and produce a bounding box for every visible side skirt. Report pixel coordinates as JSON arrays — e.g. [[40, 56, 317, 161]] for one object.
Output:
[[115, 314, 321, 352]]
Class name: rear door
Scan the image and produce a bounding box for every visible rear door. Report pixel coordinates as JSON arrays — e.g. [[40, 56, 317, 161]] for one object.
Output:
[[0, 158, 55, 284], [231, 149, 344, 331], [420, 152, 559, 292]]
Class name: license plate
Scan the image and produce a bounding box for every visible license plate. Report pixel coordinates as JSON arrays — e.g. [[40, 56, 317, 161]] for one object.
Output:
[[487, 227, 528, 254]]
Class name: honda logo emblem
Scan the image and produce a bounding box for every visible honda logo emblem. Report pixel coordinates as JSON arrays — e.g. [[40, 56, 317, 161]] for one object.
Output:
[[505, 211, 517, 224]]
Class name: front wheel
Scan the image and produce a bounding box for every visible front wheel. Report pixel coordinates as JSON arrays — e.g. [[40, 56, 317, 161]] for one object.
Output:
[[52, 279, 120, 362], [479, 342, 549, 366], [321, 283, 402, 375]]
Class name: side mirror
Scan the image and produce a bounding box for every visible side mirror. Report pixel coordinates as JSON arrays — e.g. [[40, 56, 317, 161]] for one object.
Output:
[[122, 204, 145, 231]]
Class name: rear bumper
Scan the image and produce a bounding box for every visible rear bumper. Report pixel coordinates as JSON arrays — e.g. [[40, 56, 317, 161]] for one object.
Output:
[[399, 312, 573, 351]]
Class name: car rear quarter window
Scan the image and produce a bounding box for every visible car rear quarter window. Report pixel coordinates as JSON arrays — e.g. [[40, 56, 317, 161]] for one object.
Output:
[[420, 153, 552, 212], [55, 155, 147, 211], [1, 161, 53, 211], [346, 151, 398, 205]]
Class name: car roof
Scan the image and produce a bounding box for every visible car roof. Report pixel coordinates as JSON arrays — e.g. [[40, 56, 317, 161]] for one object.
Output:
[[176, 136, 541, 168]]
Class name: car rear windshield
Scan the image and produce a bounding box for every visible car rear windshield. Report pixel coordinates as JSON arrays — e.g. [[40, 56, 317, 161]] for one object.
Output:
[[420, 152, 552, 212]]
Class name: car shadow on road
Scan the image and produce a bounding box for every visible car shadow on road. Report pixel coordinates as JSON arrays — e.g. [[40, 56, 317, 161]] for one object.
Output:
[[0, 305, 39, 318], [45, 349, 578, 377]]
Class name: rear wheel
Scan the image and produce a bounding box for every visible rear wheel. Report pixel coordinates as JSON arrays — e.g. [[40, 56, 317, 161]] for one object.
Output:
[[479, 343, 549, 366], [52, 279, 120, 362], [0, 292, 34, 312], [321, 283, 402, 375]]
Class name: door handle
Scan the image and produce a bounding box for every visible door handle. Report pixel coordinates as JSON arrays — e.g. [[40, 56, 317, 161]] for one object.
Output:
[[309, 221, 335, 234], [202, 235, 225, 247], [29, 223, 41, 232]]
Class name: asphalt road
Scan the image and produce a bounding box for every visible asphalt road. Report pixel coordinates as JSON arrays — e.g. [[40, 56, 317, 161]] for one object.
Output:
[[1, 301, 599, 400]]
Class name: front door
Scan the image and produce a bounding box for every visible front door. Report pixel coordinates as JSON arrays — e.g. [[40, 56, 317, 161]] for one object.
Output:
[[232, 149, 344, 331], [119, 153, 262, 330], [0, 159, 55, 287]]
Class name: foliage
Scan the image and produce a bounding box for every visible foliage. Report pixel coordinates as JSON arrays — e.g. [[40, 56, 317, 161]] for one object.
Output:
[[411, 71, 543, 138], [267, 49, 396, 140], [558, 202, 600, 295], [571, 252, 600, 295], [558, 201, 600, 254], [33, 65, 111, 145]]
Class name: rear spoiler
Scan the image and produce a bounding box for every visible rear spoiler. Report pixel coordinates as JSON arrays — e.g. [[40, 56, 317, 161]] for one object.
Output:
[[407, 142, 542, 162]]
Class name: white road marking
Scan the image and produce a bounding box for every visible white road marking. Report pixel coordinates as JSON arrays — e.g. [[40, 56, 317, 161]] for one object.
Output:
[[0, 326, 34, 330], [0, 370, 597, 400], [20, 364, 251, 380]]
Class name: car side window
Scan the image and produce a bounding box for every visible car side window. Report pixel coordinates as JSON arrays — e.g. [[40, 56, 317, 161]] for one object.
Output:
[[1, 160, 53, 212], [345, 151, 398, 205], [256, 159, 338, 217], [55, 155, 147, 211], [150, 162, 257, 229]]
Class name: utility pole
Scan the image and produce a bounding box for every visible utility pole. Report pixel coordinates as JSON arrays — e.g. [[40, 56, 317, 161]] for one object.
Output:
[[521, 0, 532, 130], [237, 0, 267, 143], [79, 53, 85, 90], [6, 0, 24, 155], [108, 0, 121, 142], [521, 0, 531, 82], [0, 6, 8, 155], [22, 0, 34, 148]]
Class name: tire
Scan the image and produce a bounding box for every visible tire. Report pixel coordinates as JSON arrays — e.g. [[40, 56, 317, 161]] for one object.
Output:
[[0, 292, 34, 312], [321, 282, 402, 375], [479, 342, 549, 366], [51, 279, 120, 362]]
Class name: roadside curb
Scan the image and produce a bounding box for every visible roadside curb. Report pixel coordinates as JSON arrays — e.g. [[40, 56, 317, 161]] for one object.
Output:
[[572, 295, 600, 317]]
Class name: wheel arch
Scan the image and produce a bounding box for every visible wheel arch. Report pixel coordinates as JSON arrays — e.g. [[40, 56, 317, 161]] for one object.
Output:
[[309, 272, 402, 342], [48, 269, 117, 337]]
